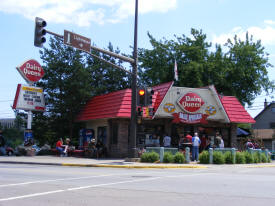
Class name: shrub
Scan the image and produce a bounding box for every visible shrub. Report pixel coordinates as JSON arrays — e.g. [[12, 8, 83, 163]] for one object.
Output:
[[163, 152, 174, 163], [213, 151, 225, 164], [174, 152, 185, 163], [267, 154, 272, 163], [260, 153, 267, 163], [141, 152, 159, 163], [199, 151, 209, 164], [253, 152, 261, 163], [224, 151, 234, 164], [244, 151, 254, 164], [236, 152, 246, 164]]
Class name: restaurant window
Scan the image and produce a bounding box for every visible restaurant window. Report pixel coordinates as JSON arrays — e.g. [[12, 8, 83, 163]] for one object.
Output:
[[111, 123, 118, 144], [272, 107, 275, 113], [270, 122, 275, 129]]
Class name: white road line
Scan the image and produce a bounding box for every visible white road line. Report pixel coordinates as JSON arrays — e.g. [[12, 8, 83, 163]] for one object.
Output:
[[0, 171, 161, 188], [0, 172, 213, 202]]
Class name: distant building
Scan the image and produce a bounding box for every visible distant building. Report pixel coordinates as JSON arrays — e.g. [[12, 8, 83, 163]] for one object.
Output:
[[252, 100, 275, 150], [0, 118, 15, 129]]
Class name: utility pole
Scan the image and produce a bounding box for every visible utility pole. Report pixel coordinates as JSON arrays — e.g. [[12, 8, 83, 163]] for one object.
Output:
[[129, 0, 139, 158]]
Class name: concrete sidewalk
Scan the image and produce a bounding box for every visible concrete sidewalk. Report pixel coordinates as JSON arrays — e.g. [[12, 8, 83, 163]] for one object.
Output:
[[0, 155, 207, 169]]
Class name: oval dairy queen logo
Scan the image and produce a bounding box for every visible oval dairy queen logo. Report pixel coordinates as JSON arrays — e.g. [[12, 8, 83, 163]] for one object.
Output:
[[178, 92, 204, 113], [163, 103, 176, 113]]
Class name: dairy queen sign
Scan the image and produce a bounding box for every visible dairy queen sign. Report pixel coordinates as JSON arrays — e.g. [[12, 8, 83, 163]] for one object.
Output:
[[173, 92, 208, 124], [16, 59, 44, 84]]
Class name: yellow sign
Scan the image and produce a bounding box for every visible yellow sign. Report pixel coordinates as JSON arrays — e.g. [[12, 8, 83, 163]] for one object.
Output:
[[22, 86, 43, 93], [205, 105, 217, 116], [163, 103, 176, 113]]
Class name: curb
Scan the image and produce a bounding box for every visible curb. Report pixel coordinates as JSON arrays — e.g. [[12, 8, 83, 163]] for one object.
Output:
[[61, 163, 208, 169], [0, 161, 207, 169]]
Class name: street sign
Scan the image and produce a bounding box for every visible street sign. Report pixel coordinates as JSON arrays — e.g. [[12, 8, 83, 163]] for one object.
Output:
[[16, 59, 44, 84], [64, 30, 91, 53]]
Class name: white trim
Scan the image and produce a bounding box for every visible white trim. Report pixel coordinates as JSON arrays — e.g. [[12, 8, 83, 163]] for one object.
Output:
[[208, 85, 230, 123]]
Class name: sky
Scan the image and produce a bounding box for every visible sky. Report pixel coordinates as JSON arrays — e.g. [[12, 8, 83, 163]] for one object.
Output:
[[0, 0, 274, 119]]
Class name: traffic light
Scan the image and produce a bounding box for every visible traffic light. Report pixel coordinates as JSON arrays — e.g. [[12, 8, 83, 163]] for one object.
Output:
[[137, 88, 145, 106], [34, 17, 47, 47], [145, 87, 154, 106]]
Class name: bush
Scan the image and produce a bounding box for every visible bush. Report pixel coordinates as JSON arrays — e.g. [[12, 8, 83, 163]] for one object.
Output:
[[260, 153, 267, 163], [253, 152, 261, 163], [224, 151, 234, 164], [163, 152, 174, 163], [141, 152, 159, 163], [244, 152, 254, 164], [267, 154, 272, 163], [174, 152, 185, 163], [199, 151, 209, 164], [213, 151, 225, 164], [236, 152, 246, 164]]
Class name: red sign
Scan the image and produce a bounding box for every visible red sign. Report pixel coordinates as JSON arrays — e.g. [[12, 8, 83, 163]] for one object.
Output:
[[16, 59, 44, 83], [178, 92, 204, 113], [172, 112, 208, 124]]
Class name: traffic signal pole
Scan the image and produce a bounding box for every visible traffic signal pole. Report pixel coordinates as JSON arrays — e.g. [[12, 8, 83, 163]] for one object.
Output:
[[34, 0, 139, 158], [129, 0, 139, 158]]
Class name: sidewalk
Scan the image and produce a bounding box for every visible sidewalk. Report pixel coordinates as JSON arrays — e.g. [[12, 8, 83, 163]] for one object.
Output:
[[1, 156, 274, 169], [0, 155, 207, 169]]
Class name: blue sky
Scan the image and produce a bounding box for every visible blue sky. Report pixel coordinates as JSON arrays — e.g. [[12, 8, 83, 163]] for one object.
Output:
[[0, 0, 274, 119]]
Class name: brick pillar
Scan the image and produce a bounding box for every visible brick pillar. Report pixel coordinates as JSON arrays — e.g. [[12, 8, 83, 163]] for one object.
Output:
[[230, 124, 238, 149]]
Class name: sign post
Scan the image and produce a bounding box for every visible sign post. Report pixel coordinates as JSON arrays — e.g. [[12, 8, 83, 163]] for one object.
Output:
[[14, 59, 45, 137]]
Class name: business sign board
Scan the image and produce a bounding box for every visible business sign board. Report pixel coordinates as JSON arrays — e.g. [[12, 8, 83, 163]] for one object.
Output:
[[64, 30, 91, 53], [16, 59, 44, 84], [12, 84, 45, 112], [177, 92, 205, 113]]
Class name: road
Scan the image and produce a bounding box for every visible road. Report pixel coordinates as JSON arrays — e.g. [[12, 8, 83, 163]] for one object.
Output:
[[0, 163, 275, 206]]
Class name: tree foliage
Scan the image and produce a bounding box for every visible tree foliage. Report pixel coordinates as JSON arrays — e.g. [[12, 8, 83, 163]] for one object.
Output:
[[33, 37, 130, 146], [138, 29, 274, 105]]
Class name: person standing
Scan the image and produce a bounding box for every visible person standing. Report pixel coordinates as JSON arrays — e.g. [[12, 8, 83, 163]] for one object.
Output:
[[219, 136, 224, 148], [163, 133, 171, 147], [192, 132, 201, 161], [0, 130, 6, 156]]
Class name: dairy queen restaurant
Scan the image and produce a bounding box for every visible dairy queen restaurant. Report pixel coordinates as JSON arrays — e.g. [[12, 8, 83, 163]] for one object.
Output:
[[76, 81, 255, 158]]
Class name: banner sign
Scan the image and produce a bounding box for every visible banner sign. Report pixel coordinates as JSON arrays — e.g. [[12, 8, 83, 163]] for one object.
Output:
[[12, 84, 45, 112], [16, 59, 44, 83], [172, 112, 208, 124]]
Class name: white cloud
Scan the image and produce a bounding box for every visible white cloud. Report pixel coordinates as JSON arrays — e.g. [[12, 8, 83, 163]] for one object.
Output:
[[0, 0, 177, 27], [212, 21, 275, 46]]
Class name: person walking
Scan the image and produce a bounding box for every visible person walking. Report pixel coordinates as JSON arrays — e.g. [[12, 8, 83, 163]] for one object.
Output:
[[192, 132, 201, 161]]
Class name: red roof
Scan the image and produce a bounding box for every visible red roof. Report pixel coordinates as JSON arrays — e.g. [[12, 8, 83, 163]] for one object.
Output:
[[76, 82, 173, 121], [220, 96, 255, 124], [77, 82, 255, 124]]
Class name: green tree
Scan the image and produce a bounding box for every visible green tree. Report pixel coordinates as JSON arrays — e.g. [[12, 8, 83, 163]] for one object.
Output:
[[33, 37, 130, 146], [223, 33, 274, 105], [138, 29, 274, 106], [35, 37, 93, 143]]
